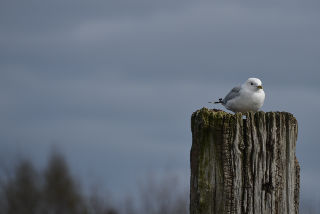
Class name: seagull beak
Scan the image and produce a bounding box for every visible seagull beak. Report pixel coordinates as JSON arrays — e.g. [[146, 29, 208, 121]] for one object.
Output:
[[257, 85, 263, 89]]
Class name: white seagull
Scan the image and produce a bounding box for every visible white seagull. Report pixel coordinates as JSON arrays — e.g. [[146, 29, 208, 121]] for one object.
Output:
[[210, 78, 265, 113]]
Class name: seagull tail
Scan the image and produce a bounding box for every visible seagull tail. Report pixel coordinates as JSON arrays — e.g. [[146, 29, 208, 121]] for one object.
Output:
[[209, 98, 223, 104]]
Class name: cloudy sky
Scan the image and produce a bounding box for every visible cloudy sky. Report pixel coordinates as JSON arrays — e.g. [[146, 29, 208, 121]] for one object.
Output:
[[1, 0, 320, 202]]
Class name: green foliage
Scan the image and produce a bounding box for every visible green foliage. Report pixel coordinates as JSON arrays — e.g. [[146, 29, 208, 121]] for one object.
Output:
[[42, 151, 85, 214], [0, 152, 187, 214], [4, 160, 40, 214]]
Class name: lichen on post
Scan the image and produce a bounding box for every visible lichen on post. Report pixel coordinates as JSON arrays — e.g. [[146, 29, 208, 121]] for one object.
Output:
[[190, 108, 300, 214]]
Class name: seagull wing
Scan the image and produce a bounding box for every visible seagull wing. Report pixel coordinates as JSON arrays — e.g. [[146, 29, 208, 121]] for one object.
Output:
[[223, 86, 241, 104]]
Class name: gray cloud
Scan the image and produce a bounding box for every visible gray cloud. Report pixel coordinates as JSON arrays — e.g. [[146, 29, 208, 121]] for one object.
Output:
[[2, 1, 320, 84], [1, 0, 320, 198]]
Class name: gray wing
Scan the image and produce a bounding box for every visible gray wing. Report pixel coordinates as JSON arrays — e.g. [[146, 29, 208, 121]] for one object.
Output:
[[222, 86, 241, 104]]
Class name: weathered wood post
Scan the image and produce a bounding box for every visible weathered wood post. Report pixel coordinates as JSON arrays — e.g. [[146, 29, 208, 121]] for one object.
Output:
[[190, 108, 300, 214]]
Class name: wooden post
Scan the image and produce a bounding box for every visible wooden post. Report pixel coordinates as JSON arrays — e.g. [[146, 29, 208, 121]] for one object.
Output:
[[190, 108, 300, 214]]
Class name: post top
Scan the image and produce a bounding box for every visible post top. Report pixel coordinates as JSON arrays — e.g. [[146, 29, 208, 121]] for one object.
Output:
[[191, 107, 297, 130]]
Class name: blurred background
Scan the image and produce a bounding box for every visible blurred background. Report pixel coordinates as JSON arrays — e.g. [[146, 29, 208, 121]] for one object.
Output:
[[1, 0, 320, 213]]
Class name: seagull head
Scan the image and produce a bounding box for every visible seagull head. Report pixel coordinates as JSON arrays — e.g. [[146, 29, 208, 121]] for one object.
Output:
[[244, 78, 263, 91]]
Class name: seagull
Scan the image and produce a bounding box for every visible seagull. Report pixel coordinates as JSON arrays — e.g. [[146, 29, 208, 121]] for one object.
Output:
[[209, 78, 265, 113]]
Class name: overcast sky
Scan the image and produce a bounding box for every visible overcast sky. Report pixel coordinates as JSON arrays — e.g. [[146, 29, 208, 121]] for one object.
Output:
[[1, 0, 320, 203]]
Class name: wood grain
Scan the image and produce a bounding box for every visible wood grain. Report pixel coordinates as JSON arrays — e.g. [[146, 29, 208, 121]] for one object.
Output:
[[190, 108, 299, 214]]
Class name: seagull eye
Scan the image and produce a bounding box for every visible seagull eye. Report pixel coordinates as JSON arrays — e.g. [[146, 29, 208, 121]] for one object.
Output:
[[250, 83, 253, 85]]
